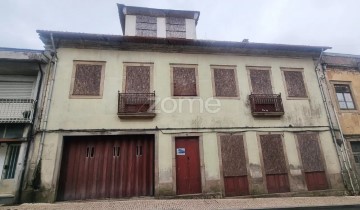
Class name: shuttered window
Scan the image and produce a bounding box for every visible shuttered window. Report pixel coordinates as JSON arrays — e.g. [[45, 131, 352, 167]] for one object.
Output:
[[0, 80, 35, 99], [213, 68, 238, 97], [172, 66, 197, 96], [136, 15, 157, 37], [70, 61, 105, 98], [166, 17, 186, 38], [125, 66, 150, 93], [283, 70, 308, 98], [249, 69, 273, 94]]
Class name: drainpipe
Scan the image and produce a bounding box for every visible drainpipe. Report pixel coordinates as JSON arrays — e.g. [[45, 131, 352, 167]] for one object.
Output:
[[33, 33, 58, 190], [314, 50, 359, 194], [15, 62, 44, 204], [320, 62, 360, 193]]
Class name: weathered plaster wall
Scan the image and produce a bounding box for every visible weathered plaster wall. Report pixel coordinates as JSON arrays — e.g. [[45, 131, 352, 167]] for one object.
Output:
[[46, 48, 329, 130], [26, 48, 344, 201], [327, 68, 360, 135]]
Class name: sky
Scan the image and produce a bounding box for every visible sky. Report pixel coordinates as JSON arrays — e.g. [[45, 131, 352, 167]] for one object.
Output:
[[0, 0, 359, 54]]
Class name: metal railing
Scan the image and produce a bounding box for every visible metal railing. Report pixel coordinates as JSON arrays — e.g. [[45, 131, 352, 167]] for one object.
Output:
[[118, 92, 155, 114], [249, 93, 284, 115], [0, 98, 36, 123]]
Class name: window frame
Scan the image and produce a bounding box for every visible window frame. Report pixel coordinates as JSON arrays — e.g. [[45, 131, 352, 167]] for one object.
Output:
[[331, 81, 357, 111], [2, 143, 21, 179], [211, 65, 240, 99], [170, 64, 199, 98], [246, 66, 274, 94], [122, 62, 154, 94], [69, 61, 106, 99], [281, 68, 309, 100]]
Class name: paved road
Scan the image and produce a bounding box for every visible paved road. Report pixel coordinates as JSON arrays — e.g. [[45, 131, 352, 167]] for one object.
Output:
[[1, 196, 360, 210]]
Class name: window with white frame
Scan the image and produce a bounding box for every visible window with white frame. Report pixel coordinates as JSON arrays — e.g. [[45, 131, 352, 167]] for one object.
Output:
[[334, 84, 356, 110]]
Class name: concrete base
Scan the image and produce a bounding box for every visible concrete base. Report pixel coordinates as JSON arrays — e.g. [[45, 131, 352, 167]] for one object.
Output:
[[225, 189, 347, 199], [158, 192, 222, 199], [0, 194, 15, 205]]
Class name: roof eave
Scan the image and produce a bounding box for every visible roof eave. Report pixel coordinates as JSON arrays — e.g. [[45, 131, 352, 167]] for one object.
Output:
[[36, 30, 329, 58]]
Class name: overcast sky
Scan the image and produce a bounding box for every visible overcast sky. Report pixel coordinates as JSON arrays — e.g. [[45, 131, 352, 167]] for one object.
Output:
[[1, 0, 359, 54]]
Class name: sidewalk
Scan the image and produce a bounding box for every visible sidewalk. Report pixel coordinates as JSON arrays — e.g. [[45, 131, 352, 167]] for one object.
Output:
[[1, 196, 360, 210]]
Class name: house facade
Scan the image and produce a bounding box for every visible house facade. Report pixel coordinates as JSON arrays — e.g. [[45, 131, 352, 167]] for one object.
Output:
[[321, 53, 360, 186], [22, 5, 347, 202], [0, 48, 48, 204]]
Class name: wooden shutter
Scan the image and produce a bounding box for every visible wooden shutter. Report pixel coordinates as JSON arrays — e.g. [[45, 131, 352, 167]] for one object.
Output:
[[283, 70, 307, 97], [72, 63, 103, 96], [173, 67, 197, 96], [249, 69, 272, 94], [213, 68, 238, 97], [125, 66, 150, 93]]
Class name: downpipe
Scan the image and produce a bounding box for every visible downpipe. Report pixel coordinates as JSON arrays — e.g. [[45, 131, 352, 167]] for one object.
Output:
[[15, 62, 44, 203], [33, 33, 58, 190]]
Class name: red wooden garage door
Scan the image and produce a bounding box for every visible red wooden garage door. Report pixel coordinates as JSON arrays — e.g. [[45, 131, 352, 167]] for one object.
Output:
[[57, 135, 154, 201]]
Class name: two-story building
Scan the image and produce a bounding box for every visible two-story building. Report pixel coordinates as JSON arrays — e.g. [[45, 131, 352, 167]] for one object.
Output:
[[22, 4, 348, 202], [321, 53, 360, 185], [0, 48, 48, 204]]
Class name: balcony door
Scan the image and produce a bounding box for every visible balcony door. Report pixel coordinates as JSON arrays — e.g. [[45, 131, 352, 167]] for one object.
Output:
[[248, 68, 273, 94], [123, 65, 151, 113]]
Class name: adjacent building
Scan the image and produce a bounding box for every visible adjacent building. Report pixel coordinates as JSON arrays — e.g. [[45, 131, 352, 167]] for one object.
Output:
[[20, 4, 350, 202], [321, 53, 360, 187], [0, 48, 48, 204]]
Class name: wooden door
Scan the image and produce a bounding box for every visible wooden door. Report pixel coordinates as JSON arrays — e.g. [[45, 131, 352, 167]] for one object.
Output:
[[260, 134, 290, 193], [57, 135, 154, 201], [297, 133, 328, 191], [220, 135, 249, 196], [175, 137, 202, 195]]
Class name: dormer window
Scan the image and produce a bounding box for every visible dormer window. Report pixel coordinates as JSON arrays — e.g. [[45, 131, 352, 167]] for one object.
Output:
[[166, 17, 186, 39], [136, 15, 157, 37], [118, 4, 199, 39]]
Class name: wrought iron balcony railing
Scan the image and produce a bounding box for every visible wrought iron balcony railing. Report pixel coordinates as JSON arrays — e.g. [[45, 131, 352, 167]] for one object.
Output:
[[0, 98, 36, 123], [249, 93, 284, 116], [118, 92, 156, 118]]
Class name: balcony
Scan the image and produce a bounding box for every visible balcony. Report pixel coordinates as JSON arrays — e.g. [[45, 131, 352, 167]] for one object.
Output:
[[249, 94, 284, 116], [0, 99, 36, 123], [118, 92, 156, 119]]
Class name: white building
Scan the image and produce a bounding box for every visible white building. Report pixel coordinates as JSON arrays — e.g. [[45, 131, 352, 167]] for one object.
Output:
[[0, 48, 48, 204]]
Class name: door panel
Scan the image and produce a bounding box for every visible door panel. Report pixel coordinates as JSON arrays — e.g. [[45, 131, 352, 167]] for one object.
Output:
[[224, 176, 249, 196], [305, 171, 328, 191], [266, 174, 290, 193], [58, 135, 154, 201], [175, 137, 202, 195]]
